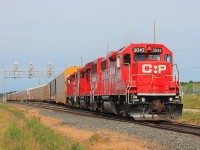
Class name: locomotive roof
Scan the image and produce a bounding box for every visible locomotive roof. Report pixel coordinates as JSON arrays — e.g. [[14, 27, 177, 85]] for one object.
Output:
[[121, 43, 173, 54]]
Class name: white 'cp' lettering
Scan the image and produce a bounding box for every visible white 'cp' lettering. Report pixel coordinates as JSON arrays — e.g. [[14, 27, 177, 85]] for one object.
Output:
[[142, 64, 166, 74]]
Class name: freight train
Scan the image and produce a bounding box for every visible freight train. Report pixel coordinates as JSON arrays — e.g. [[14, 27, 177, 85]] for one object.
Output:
[[7, 43, 183, 120]]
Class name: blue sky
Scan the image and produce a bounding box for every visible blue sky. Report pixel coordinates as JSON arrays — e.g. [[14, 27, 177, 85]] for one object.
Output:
[[0, 0, 200, 92]]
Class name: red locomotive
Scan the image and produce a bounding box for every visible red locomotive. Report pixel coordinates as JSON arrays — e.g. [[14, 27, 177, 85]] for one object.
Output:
[[66, 43, 183, 120]]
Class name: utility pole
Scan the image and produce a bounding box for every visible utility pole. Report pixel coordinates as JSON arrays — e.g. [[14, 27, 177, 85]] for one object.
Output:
[[154, 21, 156, 44], [107, 43, 109, 54], [3, 66, 6, 103], [81, 56, 83, 67]]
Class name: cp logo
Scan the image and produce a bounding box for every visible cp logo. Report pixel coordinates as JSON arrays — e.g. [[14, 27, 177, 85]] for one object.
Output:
[[142, 64, 166, 74]]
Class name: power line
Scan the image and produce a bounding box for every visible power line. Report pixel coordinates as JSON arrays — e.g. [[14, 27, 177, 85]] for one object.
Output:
[[179, 66, 200, 71], [175, 46, 200, 52], [173, 27, 200, 35], [163, 27, 200, 40], [157, 9, 200, 23]]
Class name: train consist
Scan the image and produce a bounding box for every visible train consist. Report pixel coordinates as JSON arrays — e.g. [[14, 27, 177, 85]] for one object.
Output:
[[7, 43, 183, 120]]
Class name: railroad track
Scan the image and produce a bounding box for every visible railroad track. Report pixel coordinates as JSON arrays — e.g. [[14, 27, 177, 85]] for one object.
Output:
[[7, 101, 200, 137]]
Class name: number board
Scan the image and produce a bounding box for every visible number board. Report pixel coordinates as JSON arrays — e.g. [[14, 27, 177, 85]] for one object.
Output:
[[133, 47, 146, 53], [152, 48, 162, 53]]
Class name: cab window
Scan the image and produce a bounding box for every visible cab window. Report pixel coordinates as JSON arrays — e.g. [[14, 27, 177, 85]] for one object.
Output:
[[92, 64, 97, 73], [101, 60, 107, 70], [164, 54, 172, 64], [134, 54, 146, 62], [80, 72, 84, 78], [123, 54, 131, 65], [148, 54, 160, 61]]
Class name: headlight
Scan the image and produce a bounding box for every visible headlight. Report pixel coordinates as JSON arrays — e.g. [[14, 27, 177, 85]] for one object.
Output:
[[141, 97, 145, 102], [169, 97, 173, 102]]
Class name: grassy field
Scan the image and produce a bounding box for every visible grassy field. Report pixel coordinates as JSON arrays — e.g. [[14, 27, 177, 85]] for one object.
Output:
[[0, 104, 85, 150], [181, 82, 200, 109], [183, 94, 200, 109], [180, 111, 200, 125], [180, 93, 200, 125]]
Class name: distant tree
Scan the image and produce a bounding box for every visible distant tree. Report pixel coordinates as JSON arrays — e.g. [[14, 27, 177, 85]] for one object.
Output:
[[189, 80, 193, 83], [0, 93, 3, 98], [181, 82, 187, 85]]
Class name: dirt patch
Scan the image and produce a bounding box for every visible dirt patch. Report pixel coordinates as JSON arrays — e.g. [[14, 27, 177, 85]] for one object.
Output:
[[183, 109, 200, 113], [176, 118, 200, 126], [18, 107, 165, 150]]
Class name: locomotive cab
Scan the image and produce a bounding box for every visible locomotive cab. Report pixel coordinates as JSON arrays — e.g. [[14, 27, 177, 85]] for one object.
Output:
[[120, 44, 183, 120]]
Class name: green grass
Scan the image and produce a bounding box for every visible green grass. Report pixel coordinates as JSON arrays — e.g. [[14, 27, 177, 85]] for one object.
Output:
[[0, 104, 26, 119], [4, 123, 23, 140], [0, 104, 85, 150], [180, 112, 200, 125], [26, 117, 72, 150], [183, 94, 200, 109]]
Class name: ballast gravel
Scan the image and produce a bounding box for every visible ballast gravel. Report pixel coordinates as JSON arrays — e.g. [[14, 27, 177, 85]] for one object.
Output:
[[18, 104, 200, 150]]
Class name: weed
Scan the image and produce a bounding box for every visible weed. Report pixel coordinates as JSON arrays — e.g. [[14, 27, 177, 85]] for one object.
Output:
[[180, 112, 200, 125], [183, 94, 200, 109], [0, 104, 25, 119], [0, 104, 9, 111], [26, 117, 71, 149], [89, 133, 100, 143], [10, 109, 26, 119], [71, 143, 82, 150], [4, 123, 22, 140]]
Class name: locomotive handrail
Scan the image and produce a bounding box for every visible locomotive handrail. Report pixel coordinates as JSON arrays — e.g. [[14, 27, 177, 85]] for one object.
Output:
[[173, 64, 184, 103], [173, 64, 183, 103], [173, 64, 180, 83], [90, 75, 98, 103], [123, 63, 131, 104]]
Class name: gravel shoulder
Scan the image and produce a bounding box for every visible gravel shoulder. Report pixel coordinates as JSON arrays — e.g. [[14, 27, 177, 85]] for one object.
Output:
[[9, 103, 200, 150]]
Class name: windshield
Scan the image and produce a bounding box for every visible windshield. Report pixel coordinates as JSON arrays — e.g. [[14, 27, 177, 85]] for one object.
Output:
[[134, 54, 146, 62], [134, 54, 160, 62], [148, 54, 160, 61]]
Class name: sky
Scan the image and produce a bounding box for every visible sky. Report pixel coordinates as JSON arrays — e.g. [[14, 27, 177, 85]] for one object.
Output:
[[0, 0, 200, 92]]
